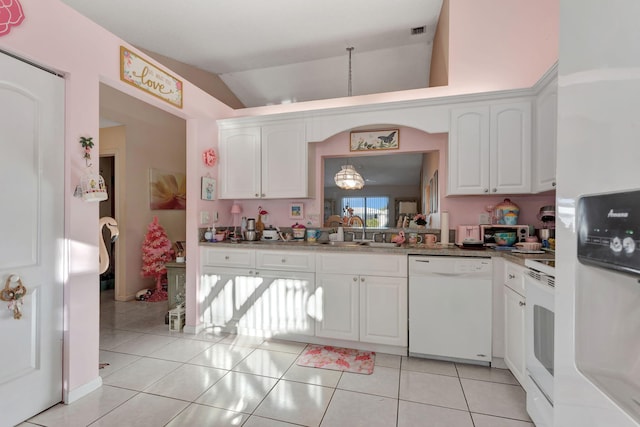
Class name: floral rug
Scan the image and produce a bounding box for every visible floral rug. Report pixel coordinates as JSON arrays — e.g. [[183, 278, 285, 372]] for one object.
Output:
[[296, 345, 375, 375]]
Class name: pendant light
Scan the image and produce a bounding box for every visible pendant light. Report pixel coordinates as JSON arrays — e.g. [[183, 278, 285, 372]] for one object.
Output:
[[334, 48, 364, 190], [334, 164, 364, 190]]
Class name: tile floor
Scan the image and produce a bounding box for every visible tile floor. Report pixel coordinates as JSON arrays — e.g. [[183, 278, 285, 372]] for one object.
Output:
[[22, 290, 534, 427]]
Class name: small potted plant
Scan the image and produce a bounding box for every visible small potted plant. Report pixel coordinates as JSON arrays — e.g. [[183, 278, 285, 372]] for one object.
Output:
[[413, 213, 428, 228]]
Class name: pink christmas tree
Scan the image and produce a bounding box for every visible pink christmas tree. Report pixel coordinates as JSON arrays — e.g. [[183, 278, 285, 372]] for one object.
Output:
[[140, 216, 174, 302]]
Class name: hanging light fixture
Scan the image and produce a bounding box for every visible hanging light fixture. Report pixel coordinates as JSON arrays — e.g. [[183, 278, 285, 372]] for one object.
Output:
[[334, 164, 364, 190], [347, 46, 354, 97]]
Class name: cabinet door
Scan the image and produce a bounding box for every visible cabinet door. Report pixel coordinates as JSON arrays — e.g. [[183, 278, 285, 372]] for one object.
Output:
[[504, 286, 526, 386], [246, 270, 315, 337], [261, 122, 308, 198], [533, 80, 558, 192], [359, 276, 407, 346], [490, 101, 532, 194], [315, 273, 359, 341], [448, 105, 491, 195], [219, 126, 261, 199], [201, 266, 258, 331]]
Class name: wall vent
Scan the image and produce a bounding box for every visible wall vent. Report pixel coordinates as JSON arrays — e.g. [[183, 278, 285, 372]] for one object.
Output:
[[411, 26, 426, 35]]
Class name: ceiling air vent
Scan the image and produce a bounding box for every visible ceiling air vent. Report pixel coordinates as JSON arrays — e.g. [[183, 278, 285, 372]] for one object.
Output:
[[411, 26, 426, 35]]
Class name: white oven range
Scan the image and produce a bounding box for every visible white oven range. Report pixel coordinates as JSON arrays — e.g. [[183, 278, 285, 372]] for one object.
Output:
[[524, 258, 555, 427]]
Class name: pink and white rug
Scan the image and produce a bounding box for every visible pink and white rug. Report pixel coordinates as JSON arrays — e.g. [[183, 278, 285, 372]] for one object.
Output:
[[296, 345, 375, 375]]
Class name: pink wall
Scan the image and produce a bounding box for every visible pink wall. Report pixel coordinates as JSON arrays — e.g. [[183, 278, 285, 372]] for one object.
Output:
[[448, 0, 559, 92], [0, 0, 233, 401]]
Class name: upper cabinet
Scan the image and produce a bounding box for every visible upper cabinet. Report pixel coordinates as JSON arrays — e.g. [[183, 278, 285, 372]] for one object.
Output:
[[532, 77, 558, 193], [219, 121, 309, 199], [448, 100, 532, 195]]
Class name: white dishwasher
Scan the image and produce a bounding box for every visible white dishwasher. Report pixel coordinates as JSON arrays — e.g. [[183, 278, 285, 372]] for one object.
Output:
[[409, 256, 493, 365]]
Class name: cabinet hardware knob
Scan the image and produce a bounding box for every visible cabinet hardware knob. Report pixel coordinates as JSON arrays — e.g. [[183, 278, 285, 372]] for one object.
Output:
[[261, 193, 265, 197], [353, 277, 358, 282], [360, 277, 365, 282], [552, 181, 556, 187], [519, 301, 526, 306], [225, 256, 229, 260], [508, 274, 516, 279], [255, 193, 259, 197], [492, 188, 497, 192], [484, 188, 489, 193], [281, 259, 286, 263]]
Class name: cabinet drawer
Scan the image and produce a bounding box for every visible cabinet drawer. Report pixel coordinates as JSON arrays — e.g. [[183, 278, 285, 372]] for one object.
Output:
[[317, 253, 407, 277], [202, 247, 255, 268], [256, 250, 315, 272], [504, 261, 526, 296]]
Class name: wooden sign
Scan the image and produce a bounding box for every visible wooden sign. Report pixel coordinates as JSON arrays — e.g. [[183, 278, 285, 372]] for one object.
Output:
[[120, 46, 183, 108]]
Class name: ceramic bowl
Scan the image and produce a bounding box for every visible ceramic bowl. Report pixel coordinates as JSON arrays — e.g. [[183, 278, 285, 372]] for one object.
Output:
[[494, 231, 516, 246], [516, 242, 542, 251]]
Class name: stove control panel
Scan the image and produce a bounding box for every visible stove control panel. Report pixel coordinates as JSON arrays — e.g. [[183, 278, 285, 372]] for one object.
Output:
[[577, 189, 640, 276]]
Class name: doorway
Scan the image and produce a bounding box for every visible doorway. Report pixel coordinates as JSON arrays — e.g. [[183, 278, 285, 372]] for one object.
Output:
[[99, 83, 186, 303], [99, 155, 116, 291]]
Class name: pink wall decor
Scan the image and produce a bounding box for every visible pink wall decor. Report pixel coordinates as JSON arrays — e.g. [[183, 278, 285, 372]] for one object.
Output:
[[202, 148, 217, 166], [0, 0, 25, 36]]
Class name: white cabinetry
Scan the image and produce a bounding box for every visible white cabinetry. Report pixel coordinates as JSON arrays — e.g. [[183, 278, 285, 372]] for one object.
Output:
[[503, 261, 527, 386], [532, 77, 558, 193], [200, 247, 315, 337], [448, 101, 532, 195], [315, 253, 407, 347], [218, 121, 308, 199]]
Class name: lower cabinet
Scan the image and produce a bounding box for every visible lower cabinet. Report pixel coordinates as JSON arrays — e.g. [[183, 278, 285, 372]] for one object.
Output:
[[503, 261, 527, 386], [201, 248, 316, 338], [315, 273, 408, 347], [359, 275, 408, 347], [315, 273, 359, 341]]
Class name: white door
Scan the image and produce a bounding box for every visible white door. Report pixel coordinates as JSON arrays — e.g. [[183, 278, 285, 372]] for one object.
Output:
[[0, 52, 65, 426]]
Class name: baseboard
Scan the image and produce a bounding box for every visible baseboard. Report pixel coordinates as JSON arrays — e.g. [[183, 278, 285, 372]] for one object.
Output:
[[64, 376, 102, 404], [183, 323, 205, 335]]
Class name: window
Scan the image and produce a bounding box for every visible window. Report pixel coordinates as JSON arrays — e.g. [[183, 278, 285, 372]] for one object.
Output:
[[341, 196, 389, 227]]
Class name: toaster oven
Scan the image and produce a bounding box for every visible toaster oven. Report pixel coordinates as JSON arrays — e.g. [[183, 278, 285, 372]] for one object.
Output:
[[481, 224, 530, 246]]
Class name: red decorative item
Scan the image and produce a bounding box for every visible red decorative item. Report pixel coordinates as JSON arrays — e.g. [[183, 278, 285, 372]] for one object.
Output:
[[0, 0, 25, 36], [202, 148, 217, 166], [140, 216, 174, 302]]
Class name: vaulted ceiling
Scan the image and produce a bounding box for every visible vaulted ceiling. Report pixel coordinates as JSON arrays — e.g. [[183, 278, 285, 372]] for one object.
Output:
[[61, 0, 443, 108]]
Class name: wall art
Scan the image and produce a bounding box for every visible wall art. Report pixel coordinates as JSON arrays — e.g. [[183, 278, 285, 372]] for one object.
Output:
[[120, 46, 183, 108], [149, 168, 186, 210], [350, 129, 399, 151], [201, 176, 216, 201]]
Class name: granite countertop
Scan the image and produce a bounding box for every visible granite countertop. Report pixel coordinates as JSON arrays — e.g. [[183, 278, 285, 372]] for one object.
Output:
[[200, 240, 555, 264]]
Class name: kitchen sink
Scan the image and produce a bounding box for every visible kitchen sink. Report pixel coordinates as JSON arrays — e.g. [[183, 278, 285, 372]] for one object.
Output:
[[361, 242, 401, 248], [320, 241, 362, 247]]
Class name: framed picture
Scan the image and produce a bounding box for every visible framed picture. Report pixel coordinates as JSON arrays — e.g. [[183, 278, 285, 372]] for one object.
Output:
[[201, 176, 216, 201], [149, 168, 186, 210], [350, 129, 399, 151], [289, 203, 304, 219]]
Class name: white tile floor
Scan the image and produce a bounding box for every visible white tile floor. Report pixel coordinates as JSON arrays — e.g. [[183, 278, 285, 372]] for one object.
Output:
[[22, 290, 534, 427]]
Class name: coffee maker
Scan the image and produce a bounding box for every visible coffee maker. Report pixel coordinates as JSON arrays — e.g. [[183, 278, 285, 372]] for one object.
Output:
[[245, 218, 258, 241]]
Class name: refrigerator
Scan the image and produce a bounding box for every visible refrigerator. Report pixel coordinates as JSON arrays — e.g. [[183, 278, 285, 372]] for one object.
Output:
[[556, 1, 640, 426]]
